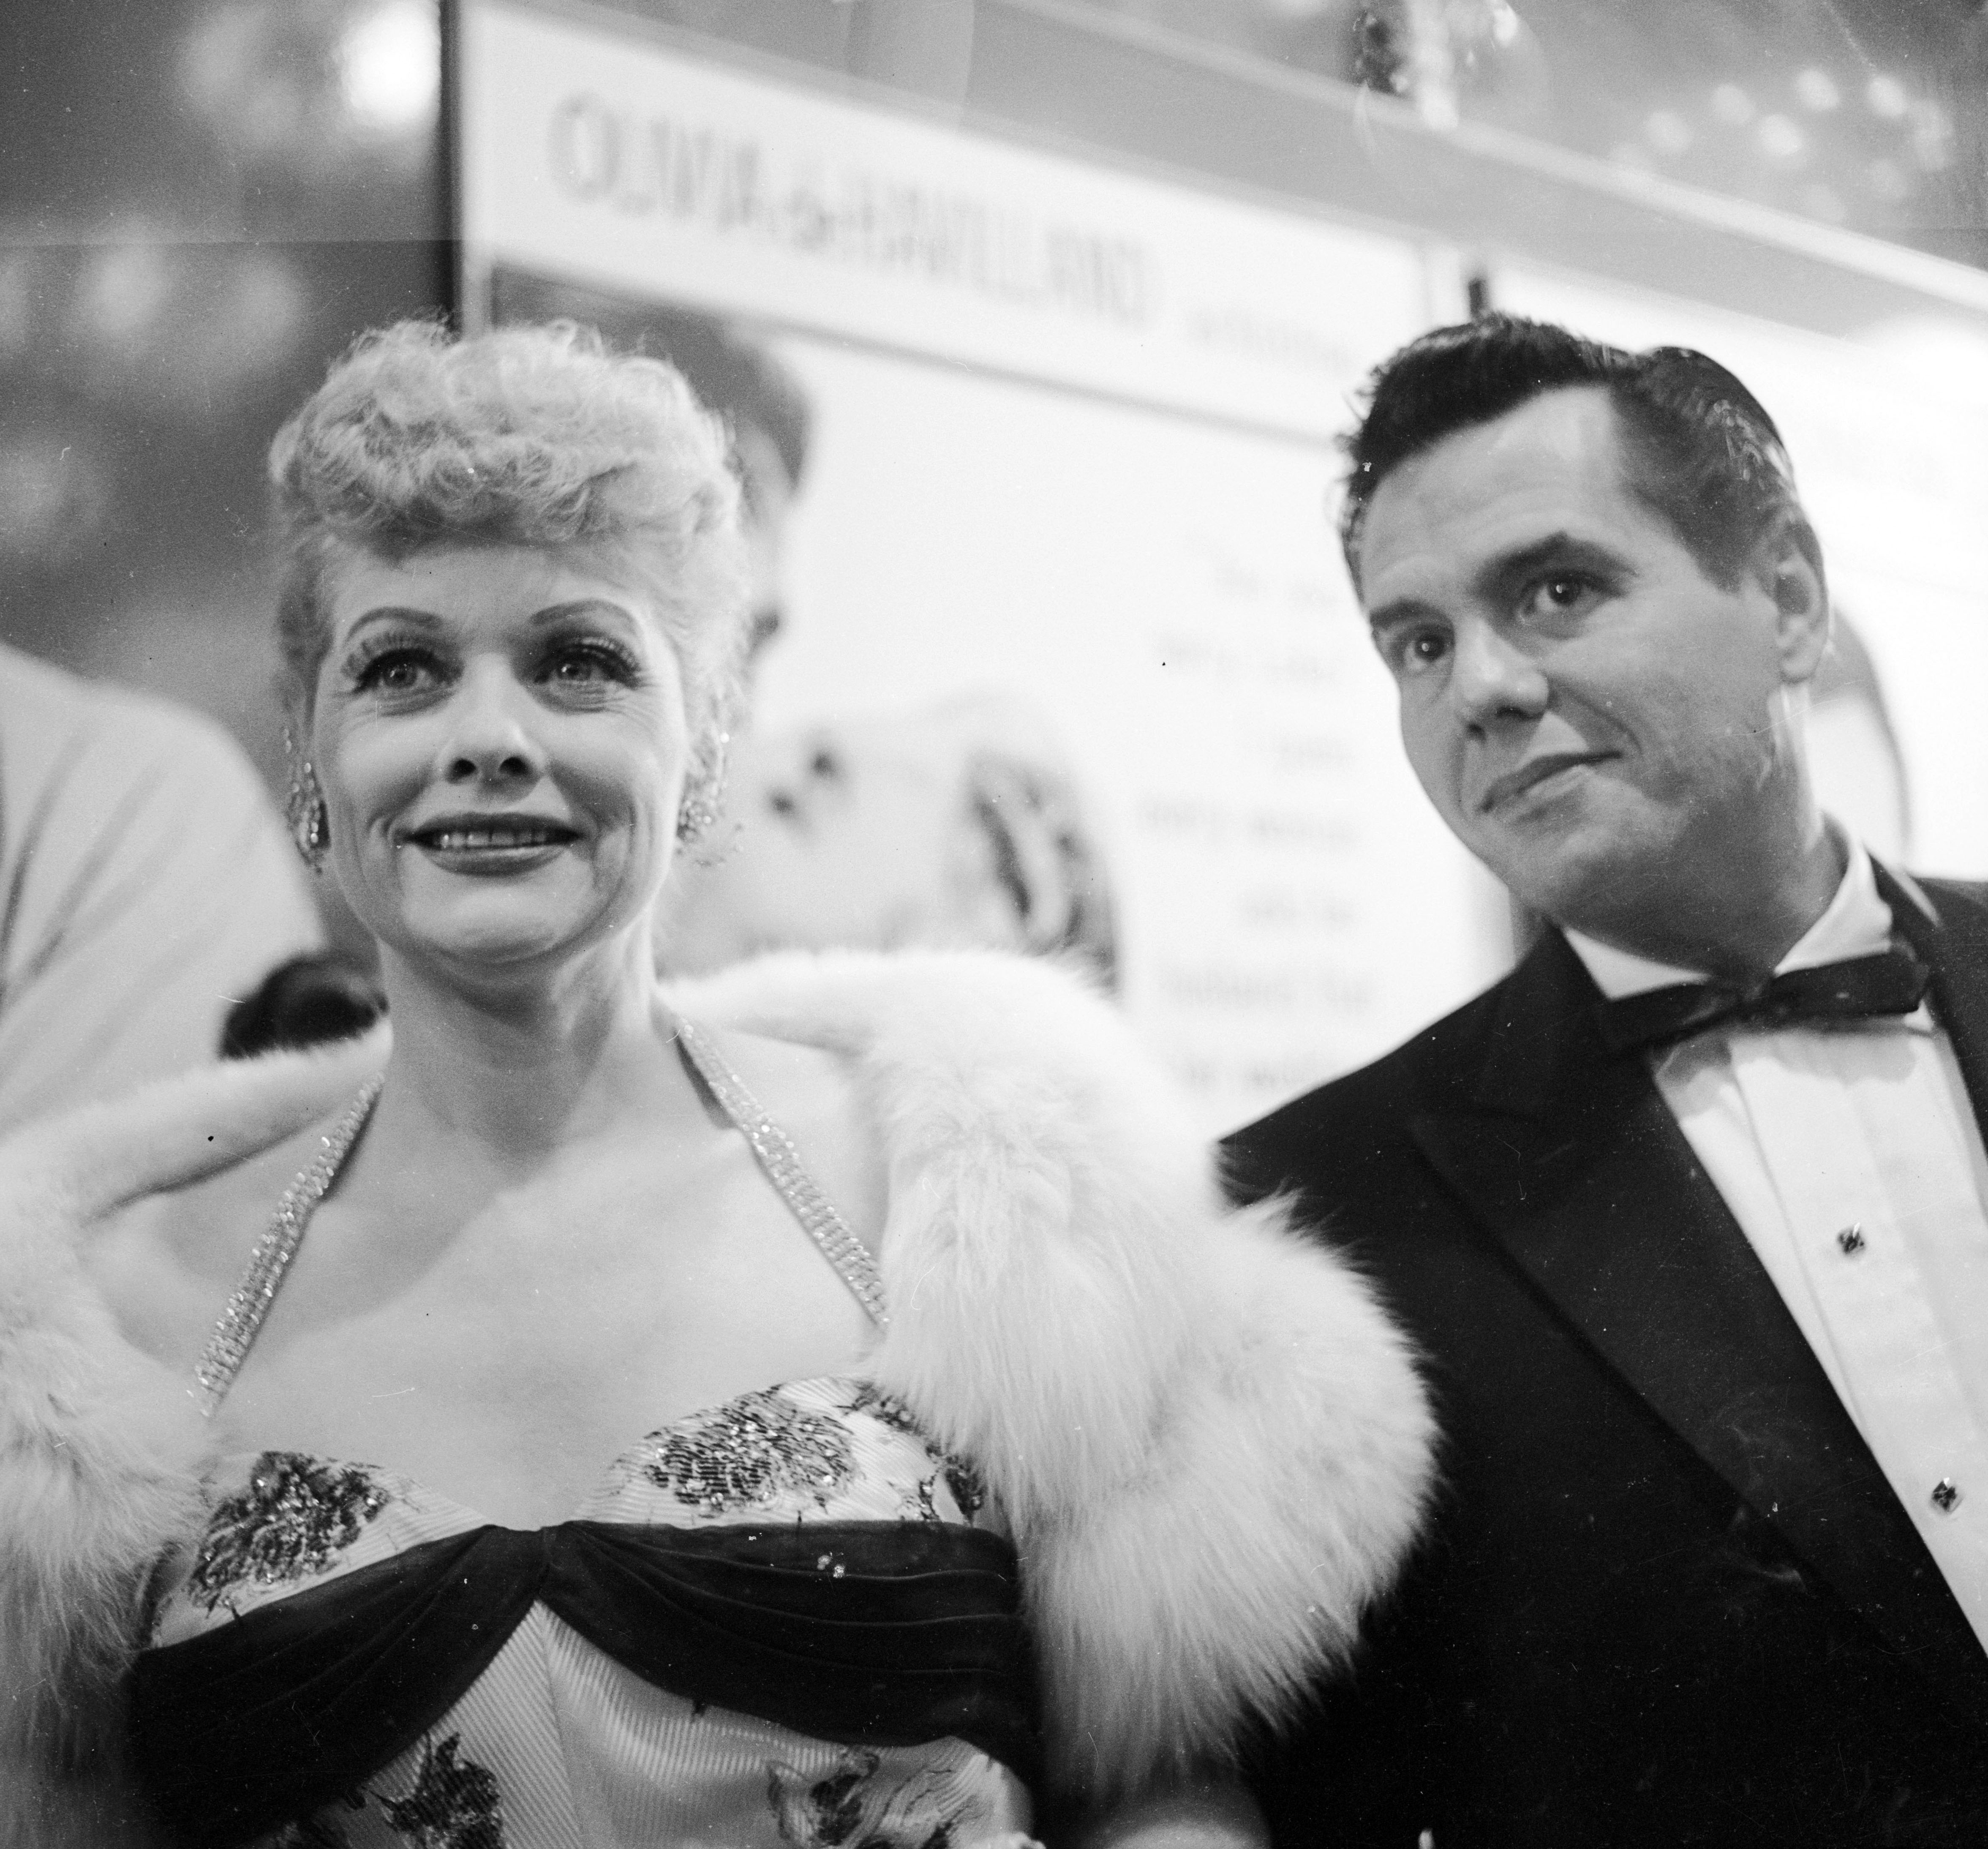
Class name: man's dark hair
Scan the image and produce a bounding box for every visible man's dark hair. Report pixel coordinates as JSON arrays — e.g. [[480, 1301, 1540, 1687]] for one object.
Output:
[[1341, 314, 1809, 592]]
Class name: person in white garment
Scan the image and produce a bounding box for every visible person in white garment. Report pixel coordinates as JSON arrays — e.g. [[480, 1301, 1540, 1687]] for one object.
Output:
[[0, 639, 322, 1134], [1226, 313, 1988, 1849]]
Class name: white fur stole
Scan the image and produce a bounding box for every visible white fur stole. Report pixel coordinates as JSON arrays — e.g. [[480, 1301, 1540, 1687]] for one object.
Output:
[[0, 954, 1432, 1839], [0, 1031, 389, 1849]]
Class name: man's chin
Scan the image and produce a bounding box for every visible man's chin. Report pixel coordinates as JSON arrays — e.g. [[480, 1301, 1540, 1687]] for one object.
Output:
[[1475, 830, 1642, 936]]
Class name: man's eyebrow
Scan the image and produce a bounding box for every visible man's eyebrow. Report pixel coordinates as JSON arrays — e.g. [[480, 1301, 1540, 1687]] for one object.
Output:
[[1366, 596, 1446, 638], [1474, 532, 1620, 597]]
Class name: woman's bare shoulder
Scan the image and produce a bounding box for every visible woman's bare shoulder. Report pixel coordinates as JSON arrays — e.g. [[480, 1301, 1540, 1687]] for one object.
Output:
[[86, 1115, 347, 1366], [690, 1026, 887, 1248]]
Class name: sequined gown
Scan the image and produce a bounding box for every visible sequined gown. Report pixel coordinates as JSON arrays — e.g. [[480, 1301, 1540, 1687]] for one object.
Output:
[[129, 1028, 1038, 1849]]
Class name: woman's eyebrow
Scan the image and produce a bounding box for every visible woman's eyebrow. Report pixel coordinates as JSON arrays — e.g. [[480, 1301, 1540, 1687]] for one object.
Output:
[[347, 605, 445, 632], [528, 598, 643, 628]]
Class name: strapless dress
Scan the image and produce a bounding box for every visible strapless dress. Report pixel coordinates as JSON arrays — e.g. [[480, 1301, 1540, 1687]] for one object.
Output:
[[132, 1375, 1037, 1849]]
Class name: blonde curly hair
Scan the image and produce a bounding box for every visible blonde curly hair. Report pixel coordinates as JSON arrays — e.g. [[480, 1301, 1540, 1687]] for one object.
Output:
[[268, 318, 751, 758]]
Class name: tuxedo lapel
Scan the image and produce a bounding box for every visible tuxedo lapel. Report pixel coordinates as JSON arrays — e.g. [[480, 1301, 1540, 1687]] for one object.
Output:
[[1411, 931, 1987, 1703]]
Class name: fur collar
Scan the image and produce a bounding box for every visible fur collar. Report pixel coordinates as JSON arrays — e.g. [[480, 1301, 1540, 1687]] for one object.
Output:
[[0, 952, 1432, 1839]]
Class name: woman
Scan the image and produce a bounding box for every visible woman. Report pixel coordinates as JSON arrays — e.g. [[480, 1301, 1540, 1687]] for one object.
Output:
[[0, 322, 1433, 1849]]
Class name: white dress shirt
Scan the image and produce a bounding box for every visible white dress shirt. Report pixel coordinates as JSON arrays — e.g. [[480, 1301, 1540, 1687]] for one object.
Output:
[[1567, 834, 1988, 1649]]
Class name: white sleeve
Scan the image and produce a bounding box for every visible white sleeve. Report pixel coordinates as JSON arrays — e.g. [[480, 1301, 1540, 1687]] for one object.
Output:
[[0, 664, 323, 1134]]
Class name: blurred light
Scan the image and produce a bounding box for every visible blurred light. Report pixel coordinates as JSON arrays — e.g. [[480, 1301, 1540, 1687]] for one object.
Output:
[[1644, 108, 1693, 156], [179, 2, 313, 164], [1646, 108, 1694, 157], [1607, 140, 1654, 173], [1439, 0, 1551, 131], [1800, 183, 1845, 223], [1793, 68, 1840, 112], [71, 245, 308, 412], [77, 245, 177, 354], [1866, 73, 1909, 119], [178, 0, 438, 180], [0, 428, 110, 570], [1908, 98, 1954, 171], [1711, 83, 1755, 127], [1867, 157, 1910, 204], [1757, 114, 1805, 162], [339, 0, 439, 138]]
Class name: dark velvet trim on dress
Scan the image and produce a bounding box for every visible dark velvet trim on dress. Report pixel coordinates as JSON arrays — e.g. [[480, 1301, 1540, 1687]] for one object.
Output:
[[129, 1519, 1038, 1847]]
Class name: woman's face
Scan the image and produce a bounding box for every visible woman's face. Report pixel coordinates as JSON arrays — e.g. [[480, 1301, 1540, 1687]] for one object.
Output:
[[310, 541, 690, 982]]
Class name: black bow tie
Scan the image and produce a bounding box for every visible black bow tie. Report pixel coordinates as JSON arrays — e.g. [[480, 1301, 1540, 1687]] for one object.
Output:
[[1594, 943, 1932, 1056]]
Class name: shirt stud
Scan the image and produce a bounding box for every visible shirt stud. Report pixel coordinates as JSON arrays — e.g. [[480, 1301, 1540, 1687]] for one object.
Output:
[[1836, 1224, 1866, 1255], [1933, 1478, 1962, 1514]]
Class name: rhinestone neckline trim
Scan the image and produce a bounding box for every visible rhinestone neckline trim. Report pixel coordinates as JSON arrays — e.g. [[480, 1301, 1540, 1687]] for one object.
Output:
[[191, 1018, 888, 1418], [191, 1073, 386, 1418], [672, 1016, 890, 1331]]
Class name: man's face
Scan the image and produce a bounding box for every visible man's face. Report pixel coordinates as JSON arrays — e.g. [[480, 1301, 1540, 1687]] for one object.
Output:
[[1356, 387, 1819, 944]]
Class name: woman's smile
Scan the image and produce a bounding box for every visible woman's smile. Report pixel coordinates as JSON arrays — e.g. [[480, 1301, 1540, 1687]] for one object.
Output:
[[399, 810, 586, 875]]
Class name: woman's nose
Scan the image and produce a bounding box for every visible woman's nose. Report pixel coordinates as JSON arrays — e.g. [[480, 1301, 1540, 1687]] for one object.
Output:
[[1449, 619, 1549, 728], [438, 664, 547, 784]]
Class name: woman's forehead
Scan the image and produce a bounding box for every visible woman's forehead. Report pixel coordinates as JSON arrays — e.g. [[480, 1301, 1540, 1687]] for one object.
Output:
[[321, 540, 661, 633]]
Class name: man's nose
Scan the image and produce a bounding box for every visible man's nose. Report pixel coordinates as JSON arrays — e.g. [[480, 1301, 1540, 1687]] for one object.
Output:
[[1449, 619, 1548, 728], [438, 663, 547, 784]]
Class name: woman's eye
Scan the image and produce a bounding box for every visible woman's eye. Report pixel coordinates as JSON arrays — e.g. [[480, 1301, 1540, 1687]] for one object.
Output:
[[544, 641, 638, 687], [354, 648, 442, 695]]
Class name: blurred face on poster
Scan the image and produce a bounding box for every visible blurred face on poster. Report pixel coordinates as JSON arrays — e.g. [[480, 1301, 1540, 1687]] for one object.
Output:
[[662, 696, 1116, 985], [734, 421, 798, 669]]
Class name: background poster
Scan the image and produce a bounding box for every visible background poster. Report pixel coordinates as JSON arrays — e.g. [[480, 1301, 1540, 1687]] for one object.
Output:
[[460, 0, 1506, 1134]]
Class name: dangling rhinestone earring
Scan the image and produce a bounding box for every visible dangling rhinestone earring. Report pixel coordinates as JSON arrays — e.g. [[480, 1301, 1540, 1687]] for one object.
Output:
[[283, 729, 331, 873], [676, 729, 735, 861]]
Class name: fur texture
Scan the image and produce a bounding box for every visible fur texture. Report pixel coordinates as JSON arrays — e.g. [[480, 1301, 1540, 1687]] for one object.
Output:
[[679, 951, 1435, 1794], [0, 1029, 389, 1849], [0, 956, 1431, 1836]]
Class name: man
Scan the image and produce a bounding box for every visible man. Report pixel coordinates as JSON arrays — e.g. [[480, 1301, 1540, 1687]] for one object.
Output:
[[1228, 316, 1988, 1846], [0, 641, 321, 1132]]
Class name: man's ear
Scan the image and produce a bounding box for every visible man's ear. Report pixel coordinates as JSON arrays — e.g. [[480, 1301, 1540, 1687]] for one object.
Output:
[[1752, 513, 1830, 685]]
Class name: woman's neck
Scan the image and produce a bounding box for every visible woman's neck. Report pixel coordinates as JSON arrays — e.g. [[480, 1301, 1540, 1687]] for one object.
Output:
[[368, 935, 689, 1171]]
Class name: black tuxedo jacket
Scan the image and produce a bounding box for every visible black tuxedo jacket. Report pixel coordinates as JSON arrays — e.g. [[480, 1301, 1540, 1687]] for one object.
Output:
[[1225, 867, 1988, 1848]]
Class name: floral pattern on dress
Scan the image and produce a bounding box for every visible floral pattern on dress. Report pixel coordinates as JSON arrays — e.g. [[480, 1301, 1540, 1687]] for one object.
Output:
[[938, 1455, 986, 1521], [186, 1452, 390, 1613], [641, 1388, 856, 1516], [767, 1748, 964, 1849], [847, 1383, 924, 1437], [847, 1384, 985, 1520], [379, 1736, 505, 1849]]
